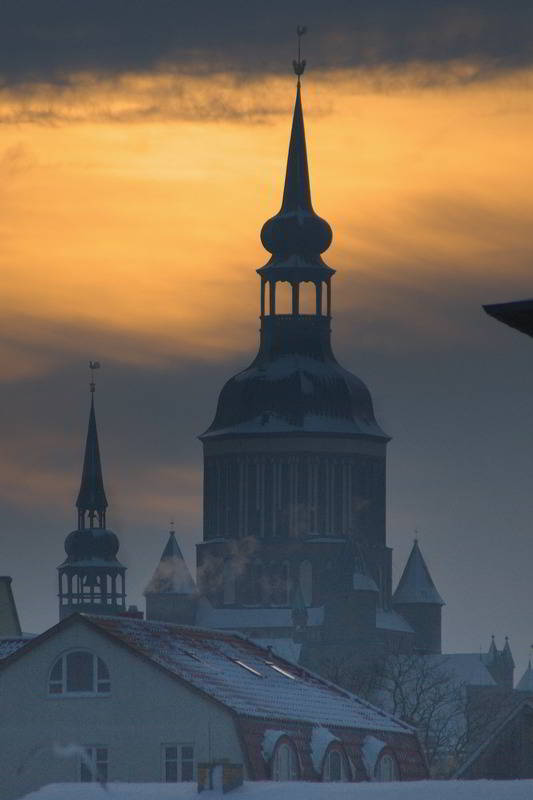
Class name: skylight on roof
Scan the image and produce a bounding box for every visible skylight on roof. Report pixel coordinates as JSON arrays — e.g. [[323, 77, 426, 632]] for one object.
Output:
[[234, 659, 263, 677], [265, 661, 297, 680]]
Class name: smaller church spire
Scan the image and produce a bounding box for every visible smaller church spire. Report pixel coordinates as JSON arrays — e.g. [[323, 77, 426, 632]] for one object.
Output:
[[76, 362, 107, 530], [393, 540, 444, 606], [145, 527, 196, 596]]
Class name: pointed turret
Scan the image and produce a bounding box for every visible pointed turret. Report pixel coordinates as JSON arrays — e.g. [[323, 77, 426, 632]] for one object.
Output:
[[145, 529, 196, 595], [517, 660, 533, 692], [487, 634, 498, 661], [393, 540, 444, 653], [393, 540, 444, 605], [503, 636, 515, 667], [484, 636, 515, 689], [76, 393, 108, 529], [145, 528, 198, 625], [57, 367, 126, 620]]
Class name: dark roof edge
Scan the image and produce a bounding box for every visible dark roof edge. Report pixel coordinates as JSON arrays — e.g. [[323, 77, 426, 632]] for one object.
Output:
[[453, 697, 533, 777]]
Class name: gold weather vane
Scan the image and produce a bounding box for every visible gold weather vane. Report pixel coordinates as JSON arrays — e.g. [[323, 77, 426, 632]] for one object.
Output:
[[293, 25, 307, 84], [89, 360, 101, 394]]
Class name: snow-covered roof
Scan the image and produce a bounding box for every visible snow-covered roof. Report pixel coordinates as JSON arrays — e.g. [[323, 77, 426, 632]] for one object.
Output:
[[144, 531, 196, 595], [252, 638, 302, 663], [79, 614, 409, 732], [352, 572, 378, 592], [516, 660, 533, 692], [393, 540, 444, 606], [0, 635, 34, 660], [435, 654, 496, 687], [309, 726, 340, 772], [376, 610, 414, 634], [19, 780, 533, 800], [196, 597, 324, 629]]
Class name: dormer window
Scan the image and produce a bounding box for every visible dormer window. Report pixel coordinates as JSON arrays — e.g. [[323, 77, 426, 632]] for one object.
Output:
[[49, 651, 110, 696], [375, 753, 398, 782], [322, 746, 350, 782], [272, 739, 300, 781]]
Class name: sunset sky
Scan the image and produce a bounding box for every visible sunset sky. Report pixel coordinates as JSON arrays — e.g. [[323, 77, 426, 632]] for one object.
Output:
[[2, 2, 533, 675]]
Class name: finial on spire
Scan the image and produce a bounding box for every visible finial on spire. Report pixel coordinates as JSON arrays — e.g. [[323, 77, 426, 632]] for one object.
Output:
[[89, 360, 100, 394], [293, 25, 307, 84]]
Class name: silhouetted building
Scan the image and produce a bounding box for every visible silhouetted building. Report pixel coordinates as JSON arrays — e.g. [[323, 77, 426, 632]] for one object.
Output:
[[0, 576, 21, 636], [484, 298, 533, 338], [144, 64, 447, 672], [144, 527, 197, 625], [57, 385, 126, 619]]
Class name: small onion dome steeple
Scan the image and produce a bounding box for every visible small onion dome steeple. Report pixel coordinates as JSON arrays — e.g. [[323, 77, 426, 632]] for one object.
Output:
[[58, 366, 126, 621], [260, 80, 332, 269]]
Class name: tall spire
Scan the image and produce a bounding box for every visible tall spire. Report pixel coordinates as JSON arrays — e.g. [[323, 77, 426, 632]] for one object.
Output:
[[76, 363, 107, 529], [260, 30, 332, 266]]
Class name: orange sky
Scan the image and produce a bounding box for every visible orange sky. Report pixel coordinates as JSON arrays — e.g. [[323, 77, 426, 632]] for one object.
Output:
[[2, 68, 533, 381], [2, 66, 533, 663]]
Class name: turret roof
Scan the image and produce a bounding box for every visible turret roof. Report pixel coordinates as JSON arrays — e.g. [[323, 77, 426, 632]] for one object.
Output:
[[516, 660, 533, 692], [76, 395, 108, 512], [393, 540, 444, 606], [144, 530, 196, 595]]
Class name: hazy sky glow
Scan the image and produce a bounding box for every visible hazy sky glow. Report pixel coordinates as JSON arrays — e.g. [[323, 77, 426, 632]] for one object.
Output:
[[2, 4, 533, 677]]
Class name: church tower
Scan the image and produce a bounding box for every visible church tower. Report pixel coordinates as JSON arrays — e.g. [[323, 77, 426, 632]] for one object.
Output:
[[392, 539, 444, 654], [198, 54, 391, 622], [58, 372, 126, 620], [144, 526, 197, 624]]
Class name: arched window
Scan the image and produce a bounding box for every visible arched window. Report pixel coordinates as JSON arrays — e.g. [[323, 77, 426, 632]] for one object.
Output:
[[375, 753, 398, 782], [275, 282, 292, 315], [273, 740, 300, 781], [299, 561, 312, 606], [322, 747, 350, 782], [49, 651, 110, 696], [299, 282, 316, 314], [223, 559, 236, 605]]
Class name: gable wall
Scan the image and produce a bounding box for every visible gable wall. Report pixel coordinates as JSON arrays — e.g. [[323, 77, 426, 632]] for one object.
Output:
[[0, 620, 244, 800]]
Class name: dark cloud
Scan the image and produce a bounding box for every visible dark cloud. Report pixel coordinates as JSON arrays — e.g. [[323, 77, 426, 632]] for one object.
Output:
[[2, 1, 533, 88]]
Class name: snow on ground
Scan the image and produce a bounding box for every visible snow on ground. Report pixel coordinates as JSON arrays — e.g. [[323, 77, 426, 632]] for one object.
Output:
[[19, 781, 533, 800]]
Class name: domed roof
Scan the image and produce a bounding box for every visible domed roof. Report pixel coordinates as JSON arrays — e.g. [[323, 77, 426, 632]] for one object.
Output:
[[202, 346, 387, 440], [63, 527, 120, 565]]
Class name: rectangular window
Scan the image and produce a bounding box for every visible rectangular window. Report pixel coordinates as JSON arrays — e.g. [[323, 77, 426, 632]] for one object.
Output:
[[163, 744, 194, 782], [80, 746, 108, 783]]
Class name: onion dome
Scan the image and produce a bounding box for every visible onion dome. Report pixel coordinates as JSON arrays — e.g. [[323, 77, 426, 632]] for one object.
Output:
[[260, 81, 332, 266], [64, 527, 120, 563]]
